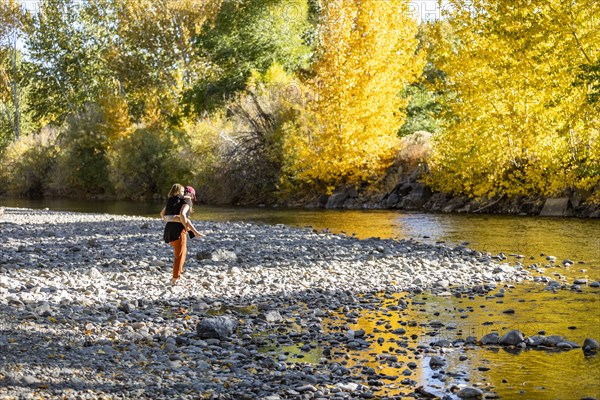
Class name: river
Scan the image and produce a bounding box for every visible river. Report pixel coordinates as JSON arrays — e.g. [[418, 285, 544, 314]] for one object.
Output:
[[1, 197, 599, 399]]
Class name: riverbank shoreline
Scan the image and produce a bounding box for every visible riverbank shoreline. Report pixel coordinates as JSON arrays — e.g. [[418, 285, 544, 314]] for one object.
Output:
[[1, 208, 598, 399], [278, 183, 600, 219], [3, 181, 599, 219]]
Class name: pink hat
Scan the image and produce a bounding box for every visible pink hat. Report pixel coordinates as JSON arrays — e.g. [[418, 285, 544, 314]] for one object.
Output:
[[184, 186, 196, 200]]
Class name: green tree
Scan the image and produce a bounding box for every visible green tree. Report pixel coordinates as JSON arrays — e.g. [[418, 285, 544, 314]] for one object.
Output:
[[0, 0, 30, 145], [399, 23, 447, 136], [187, 0, 312, 113], [91, 0, 223, 124], [26, 0, 113, 124]]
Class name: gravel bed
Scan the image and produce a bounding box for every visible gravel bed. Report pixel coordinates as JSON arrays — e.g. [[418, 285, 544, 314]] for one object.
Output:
[[1, 207, 595, 399]]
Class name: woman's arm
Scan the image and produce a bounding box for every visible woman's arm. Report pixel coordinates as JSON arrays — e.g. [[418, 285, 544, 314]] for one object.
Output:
[[161, 207, 183, 222]]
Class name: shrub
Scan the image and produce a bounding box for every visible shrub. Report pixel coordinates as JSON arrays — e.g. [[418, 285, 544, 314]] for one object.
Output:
[[217, 66, 307, 203], [0, 127, 58, 197], [397, 131, 433, 177], [108, 125, 192, 199], [49, 106, 112, 196]]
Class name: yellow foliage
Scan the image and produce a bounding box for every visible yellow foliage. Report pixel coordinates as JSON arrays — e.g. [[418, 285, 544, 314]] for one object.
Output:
[[282, 0, 424, 191], [426, 0, 600, 198], [97, 86, 132, 142], [108, 0, 223, 122]]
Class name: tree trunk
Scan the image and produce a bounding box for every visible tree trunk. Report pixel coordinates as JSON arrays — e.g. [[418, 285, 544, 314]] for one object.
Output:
[[11, 30, 20, 140]]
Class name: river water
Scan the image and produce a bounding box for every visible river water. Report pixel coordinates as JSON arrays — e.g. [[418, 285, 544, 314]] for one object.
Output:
[[1, 197, 599, 399]]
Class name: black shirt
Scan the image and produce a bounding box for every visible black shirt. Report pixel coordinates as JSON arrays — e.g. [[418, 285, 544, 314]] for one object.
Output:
[[163, 196, 192, 243]]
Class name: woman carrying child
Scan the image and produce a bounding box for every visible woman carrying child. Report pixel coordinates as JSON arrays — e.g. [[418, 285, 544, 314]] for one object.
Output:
[[161, 184, 203, 286]]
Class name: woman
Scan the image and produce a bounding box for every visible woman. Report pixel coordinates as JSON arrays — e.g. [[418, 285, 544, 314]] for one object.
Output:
[[162, 184, 203, 286]]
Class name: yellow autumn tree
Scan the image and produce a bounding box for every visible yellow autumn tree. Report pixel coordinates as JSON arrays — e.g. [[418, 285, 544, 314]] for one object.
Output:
[[283, 0, 424, 192], [426, 0, 600, 199], [90, 0, 223, 123]]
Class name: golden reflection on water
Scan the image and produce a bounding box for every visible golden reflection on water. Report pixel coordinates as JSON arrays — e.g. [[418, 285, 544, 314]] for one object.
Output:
[[309, 285, 600, 398]]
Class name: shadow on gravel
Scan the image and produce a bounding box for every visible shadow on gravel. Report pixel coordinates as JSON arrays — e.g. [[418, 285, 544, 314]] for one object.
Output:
[[0, 284, 395, 399]]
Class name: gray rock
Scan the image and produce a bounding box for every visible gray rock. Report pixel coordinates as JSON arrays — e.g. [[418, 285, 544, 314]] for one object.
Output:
[[435, 280, 450, 288], [556, 341, 580, 349], [499, 330, 524, 346], [121, 301, 136, 313], [573, 278, 588, 285], [457, 387, 484, 399], [211, 249, 237, 263], [386, 193, 400, 207], [88, 267, 103, 279], [540, 198, 571, 217], [583, 338, 599, 354], [259, 310, 283, 323], [22, 375, 41, 386], [525, 335, 545, 347], [542, 335, 564, 347], [196, 316, 239, 339], [295, 384, 317, 392], [429, 356, 445, 367], [349, 329, 365, 339], [480, 332, 499, 345], [195, 250, 212, 261]]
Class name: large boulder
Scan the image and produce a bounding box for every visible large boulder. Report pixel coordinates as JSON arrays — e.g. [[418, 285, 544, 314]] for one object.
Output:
[[398, 183, 432, 210], [499, 330, 524, 346], [480, 332, 500, 345], [540, 198, 572, 217], [326, 187, 357, 209], [196, 316, 239, 339], [422, 192, 449, 212]]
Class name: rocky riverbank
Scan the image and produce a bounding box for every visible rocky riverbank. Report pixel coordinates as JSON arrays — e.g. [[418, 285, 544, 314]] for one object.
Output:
[[287, 182, 600, 218], [0, 208, 598, 399]]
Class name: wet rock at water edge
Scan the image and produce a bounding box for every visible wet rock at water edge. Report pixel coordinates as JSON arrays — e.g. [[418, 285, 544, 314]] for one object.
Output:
[[525, 335, 546, 347], [196, 316, 239, 339], [583, 338, 599, 355], [480, 332, 500, 345], [556, 340, 580, 350], [457, 387, 484, 399], [499, 330, 524, 346], [429, 356, 446, 367], [542, 335, 564, 347]]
